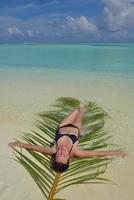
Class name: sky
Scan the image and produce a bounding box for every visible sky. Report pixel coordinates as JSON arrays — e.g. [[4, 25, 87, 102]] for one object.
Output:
[[0, 0, 134, 43]]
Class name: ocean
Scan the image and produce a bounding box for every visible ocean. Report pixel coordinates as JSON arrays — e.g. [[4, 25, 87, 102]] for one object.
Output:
[[0, 43, 134, 74]]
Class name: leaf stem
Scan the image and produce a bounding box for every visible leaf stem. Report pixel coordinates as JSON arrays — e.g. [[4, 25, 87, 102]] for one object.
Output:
[[48, 172, 61, 200]]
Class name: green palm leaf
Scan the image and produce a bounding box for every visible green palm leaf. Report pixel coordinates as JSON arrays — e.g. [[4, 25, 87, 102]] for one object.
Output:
[[13, 97, 114, 200]]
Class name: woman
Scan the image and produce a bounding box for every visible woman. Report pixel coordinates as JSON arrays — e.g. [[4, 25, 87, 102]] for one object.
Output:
[[8, 105, 126, 172]]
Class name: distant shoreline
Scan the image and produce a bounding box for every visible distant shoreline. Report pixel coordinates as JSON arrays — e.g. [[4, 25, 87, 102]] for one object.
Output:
[[0, 42, 134, 45]]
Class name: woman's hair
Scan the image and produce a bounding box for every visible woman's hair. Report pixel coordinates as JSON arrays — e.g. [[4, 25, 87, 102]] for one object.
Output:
[[50, 154, 69, 173]]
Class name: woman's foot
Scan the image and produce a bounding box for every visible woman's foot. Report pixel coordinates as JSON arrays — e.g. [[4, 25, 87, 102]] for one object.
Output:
[[79, 103, 85, 114]]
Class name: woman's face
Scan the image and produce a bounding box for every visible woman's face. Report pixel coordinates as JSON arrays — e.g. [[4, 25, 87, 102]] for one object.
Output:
[[56, 145, 69, 164]]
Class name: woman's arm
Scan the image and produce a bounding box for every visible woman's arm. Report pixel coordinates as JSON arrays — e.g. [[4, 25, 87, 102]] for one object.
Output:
[[8, 141, 54, 155], [73, 148, 127, 158]]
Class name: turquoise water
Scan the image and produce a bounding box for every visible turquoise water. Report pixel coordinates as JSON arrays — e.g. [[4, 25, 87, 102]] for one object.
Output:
[[0, 43, 134, 73]]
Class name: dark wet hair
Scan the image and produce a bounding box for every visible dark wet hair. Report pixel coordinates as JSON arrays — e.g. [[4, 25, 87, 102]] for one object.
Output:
[[50, 154, 69, 173]]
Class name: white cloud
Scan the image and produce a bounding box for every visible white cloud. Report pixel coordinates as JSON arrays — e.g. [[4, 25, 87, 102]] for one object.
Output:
[[26, 29, 34, 37], [66, 16, 98, 34], [7, 26, 24, 35], [101, 0, 134, 31], [0, 3, 133, 43]]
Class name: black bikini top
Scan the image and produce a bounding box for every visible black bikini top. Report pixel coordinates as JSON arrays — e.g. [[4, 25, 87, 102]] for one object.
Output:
[[55, 134, 78, 155], [55, 133, 78, 144], [55, 123, 80, 144]]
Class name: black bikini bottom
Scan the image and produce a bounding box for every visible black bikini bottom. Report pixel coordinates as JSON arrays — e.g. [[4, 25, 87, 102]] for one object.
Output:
[[56, 123, 80, 135]]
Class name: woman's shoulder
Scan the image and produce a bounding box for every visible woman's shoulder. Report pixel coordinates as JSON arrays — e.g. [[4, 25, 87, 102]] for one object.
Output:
[[70, 142, 80, 157], [50, 144, 56, 154]]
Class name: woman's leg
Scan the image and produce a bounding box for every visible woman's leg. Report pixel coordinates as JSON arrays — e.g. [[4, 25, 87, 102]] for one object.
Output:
[[72, 106, 83, 131], [59, 108, 80, 127]]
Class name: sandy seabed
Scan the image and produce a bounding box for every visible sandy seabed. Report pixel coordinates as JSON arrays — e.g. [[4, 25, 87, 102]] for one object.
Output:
[[0, 67, 134, 200]]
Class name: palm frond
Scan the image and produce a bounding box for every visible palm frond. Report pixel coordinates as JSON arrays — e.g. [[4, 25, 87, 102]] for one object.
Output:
[[13, 97, 114, 200]]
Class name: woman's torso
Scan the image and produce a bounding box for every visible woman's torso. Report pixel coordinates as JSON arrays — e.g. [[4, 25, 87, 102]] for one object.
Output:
[[52, 125, 79, 156]]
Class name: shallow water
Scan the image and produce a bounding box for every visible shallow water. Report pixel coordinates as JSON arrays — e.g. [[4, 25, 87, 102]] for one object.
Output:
[[0, 43, 134, 73]]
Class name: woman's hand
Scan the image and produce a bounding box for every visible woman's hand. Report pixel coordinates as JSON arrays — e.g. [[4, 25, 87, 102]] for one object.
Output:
[[8, 141, 21, 148], [74, 148, 128, 158], [8, 142, 53, 155], [114, 150, 127, 158]]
